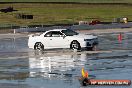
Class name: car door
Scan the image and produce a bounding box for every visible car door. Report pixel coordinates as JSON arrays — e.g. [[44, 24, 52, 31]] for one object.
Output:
[[49, 31, 69, 48], [43, 31, 53, 49]]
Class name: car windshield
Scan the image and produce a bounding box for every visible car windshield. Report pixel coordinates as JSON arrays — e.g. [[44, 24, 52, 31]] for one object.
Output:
[[61, 29, 78, 36]]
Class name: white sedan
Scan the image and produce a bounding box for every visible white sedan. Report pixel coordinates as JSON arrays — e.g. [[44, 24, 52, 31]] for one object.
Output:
[[28, 29, 98, 51]]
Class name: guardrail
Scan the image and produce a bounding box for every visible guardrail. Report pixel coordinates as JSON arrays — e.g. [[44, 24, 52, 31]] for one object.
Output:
[[1, 22, 132, 33]]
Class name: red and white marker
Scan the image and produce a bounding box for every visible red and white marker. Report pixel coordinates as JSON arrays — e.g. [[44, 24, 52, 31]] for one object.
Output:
[[118, 33, 122, 42]]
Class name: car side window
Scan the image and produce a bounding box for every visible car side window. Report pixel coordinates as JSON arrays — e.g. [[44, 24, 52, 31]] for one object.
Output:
[[51, 31, 63, 37], [44, 32, 52, 37]]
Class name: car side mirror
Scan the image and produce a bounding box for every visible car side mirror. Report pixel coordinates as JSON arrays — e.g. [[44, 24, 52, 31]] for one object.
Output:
[[62, 35, 66, 39]]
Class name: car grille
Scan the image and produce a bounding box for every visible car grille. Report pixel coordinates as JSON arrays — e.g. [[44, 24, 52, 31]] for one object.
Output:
[[86, 38, 98, 47], [86, 42, 92, 47]]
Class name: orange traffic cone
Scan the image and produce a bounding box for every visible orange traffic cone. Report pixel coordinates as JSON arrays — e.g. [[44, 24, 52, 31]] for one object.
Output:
[[85, 71, 89, 78]]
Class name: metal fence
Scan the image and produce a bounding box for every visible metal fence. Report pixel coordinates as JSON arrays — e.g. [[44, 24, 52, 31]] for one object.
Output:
[[0, 24, 20, 29], [1, 22, 132, 33], [15, 22, 132, 33]]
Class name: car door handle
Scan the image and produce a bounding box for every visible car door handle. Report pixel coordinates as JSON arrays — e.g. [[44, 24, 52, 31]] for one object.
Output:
[[50, 39, 52, 40]]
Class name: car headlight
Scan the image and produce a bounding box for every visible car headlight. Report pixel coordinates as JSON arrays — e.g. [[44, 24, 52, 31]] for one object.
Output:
[[84, 39, 87, 41], [84, 38, 98, 42], [95, 38, 98, 41], [84, 39, 92, 41]]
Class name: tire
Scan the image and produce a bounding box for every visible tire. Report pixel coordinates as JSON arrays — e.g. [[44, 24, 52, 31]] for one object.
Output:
[[70, 41, 81, 50], [34, 42, 44, 51]]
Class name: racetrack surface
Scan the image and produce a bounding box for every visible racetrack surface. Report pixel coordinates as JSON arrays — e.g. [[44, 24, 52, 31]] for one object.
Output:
[[0, 30, 132, 88]]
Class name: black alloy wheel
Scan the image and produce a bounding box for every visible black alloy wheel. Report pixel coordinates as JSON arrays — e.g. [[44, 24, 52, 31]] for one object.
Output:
[[34, 42, 44, 51], [70, 41, 81, 50]]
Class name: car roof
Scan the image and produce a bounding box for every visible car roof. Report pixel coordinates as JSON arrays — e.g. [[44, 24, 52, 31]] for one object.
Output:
[[49, 29, 67, 31]]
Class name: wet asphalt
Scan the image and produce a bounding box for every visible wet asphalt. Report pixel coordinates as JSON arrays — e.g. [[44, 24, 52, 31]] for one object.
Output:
[[0, 32, 132, 88]]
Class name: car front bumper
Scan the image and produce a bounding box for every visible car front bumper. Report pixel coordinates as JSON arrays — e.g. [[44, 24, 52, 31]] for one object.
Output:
[[81, 40, 98, 48]]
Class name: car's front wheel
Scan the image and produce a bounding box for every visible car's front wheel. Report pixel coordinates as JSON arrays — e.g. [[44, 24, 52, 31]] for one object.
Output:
[[70, 41, 81, 50], [34, 42, 44, 51]]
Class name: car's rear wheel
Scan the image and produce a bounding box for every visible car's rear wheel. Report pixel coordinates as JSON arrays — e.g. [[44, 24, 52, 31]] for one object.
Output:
[[34, 42, 44, 51], [70, 41, 81, 50]]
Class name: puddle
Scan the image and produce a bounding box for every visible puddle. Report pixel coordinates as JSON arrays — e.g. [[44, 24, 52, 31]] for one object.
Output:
[[0, 33, 132, 88]]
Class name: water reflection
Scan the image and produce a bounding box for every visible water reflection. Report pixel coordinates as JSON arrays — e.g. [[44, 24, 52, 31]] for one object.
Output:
[[0, 50, 132, 88], [1, 32, 132, 88], [0, 58, 29, 80], [0, 50, 131, 81], [29, 52, 88, 79]]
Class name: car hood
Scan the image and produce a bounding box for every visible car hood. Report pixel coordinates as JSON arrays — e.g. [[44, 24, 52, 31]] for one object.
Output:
[[70, 34, 97, 39]]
